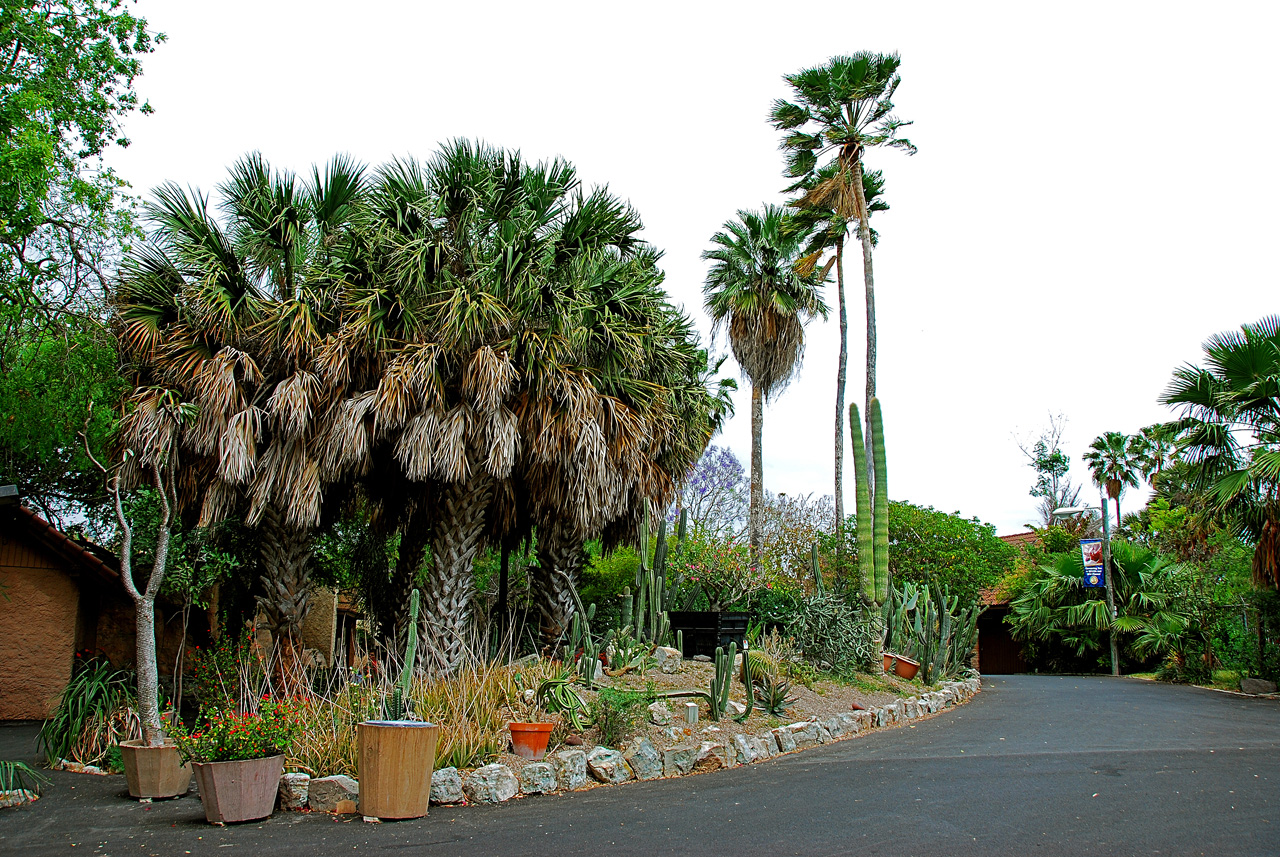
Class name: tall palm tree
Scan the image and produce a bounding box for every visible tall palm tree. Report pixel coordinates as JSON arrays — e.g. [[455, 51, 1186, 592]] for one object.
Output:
[[1083, 431, 1141, 527], [703, 205, 827, 569], [1161, 315, 1280, 590], [115, 152, 368, 651], [1134, 423, 1179, 487], [771, 53, 915, 513]]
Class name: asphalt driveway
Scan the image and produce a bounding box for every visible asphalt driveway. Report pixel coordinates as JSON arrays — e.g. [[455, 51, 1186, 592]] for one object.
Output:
[[2, 675, 1277, 856]]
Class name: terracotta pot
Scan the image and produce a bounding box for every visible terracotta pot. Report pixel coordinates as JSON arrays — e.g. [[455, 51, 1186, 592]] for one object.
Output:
[[357, 720, 440, 820], [119, 739, 192, 799], [883, 653, 921, 680], [192, 755, 284, 824], [508, 721, 554, 760]]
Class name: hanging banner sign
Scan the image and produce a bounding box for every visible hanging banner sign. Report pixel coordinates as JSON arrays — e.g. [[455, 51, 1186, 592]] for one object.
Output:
[[1080, 539, 1105, 587]]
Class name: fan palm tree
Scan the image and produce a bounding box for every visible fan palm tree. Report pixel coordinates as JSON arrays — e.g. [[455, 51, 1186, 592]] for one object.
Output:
[[115, 152, 368, 651], [771, 53, 915, 509], [786, 164, 886, 535], [1134, 423, 1179, 487], [1083, 431, 1142, 527], [1161, 315, 1280, 590], [703, 205, 827, 569]]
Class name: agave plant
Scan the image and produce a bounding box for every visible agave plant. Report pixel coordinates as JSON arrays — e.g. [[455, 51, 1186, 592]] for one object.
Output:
[[754, 672, 797, 716]]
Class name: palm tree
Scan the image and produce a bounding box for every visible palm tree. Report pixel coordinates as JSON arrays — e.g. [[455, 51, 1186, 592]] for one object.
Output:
[[1134, 423, 1179, 487], [771, 53, 915, 511], [1083, 431, 1142, 527], [703, 205, 827, 569], [1161, 315, 1280, 590], [115, 152, 368, 652]]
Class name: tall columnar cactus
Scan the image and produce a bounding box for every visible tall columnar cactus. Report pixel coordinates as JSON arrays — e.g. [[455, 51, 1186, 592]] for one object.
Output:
[[709, 642, 737, 721], [632, 507, 684, 646], [384, 588, 420, 720], [850, 401, 890, 606], [870, 397, 889, 606]]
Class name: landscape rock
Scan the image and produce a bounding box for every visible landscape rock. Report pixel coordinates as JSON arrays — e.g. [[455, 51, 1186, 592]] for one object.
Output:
[[310, 775, 359, 812], [695, 741, 733, 770], [750, 735, 774, 760], [724, 700, 747, 717], [660, 726, 686, 742], [823, 715, 845, 738], [430, 767, 465, 804], [587, 747, 633, 784], [463, 764, 519, 804], [781, 721, 822, 749], [693, 654, 712, 662], [552, 749, 588, 791], [519, 762, 557, 795], [623, 737, 663, 781], [837, 712, 861, 734], [648, 700, 673, 725], [814, 719, 833, 743], [732, 733, 759, 764], [278, 772, 309, 810], [0, 790, 38, 809], [1241, 678, 1278, 695], [756, 729, 780, 754], [663, 745, 698, 776], [904, 699, 919, 719], [654, 646, 683, 673], [771, 725, 798, 753]]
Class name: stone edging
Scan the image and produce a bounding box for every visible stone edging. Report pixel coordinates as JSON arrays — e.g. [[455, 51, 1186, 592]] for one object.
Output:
[[280, 674, 983, 815]]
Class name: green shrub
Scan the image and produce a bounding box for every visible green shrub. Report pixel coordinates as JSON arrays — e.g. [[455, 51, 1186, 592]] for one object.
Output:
[[39, 653, 137, 766], [589, 686, 650, 748]]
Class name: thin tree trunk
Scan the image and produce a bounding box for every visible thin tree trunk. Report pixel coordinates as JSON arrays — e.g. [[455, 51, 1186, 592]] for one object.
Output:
[[834, 235, 847, 544], [851, 161, 877, 485], [749, 382, 764, 573], [421, 477, 493, 675]]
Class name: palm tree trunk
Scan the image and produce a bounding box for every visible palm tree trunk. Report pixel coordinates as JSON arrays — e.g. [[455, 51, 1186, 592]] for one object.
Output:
[[834, 235, 847, 544], [851, 161, 877, 485], [256, 505, 314, 650], [389, 519, 429, 647], [749, 381, 764, 572], [532, 522, 584, 651], [420, 477, 493, 674]]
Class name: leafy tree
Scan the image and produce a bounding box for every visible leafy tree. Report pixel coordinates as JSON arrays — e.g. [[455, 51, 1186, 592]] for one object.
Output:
[[1018, 414, 1083, 527], [1, 0, 161, 318], [702, 205, 827, 571], [883, 501, 1016, 602], [1083, 431, 1143, 527], [771, 53, 915, 498]]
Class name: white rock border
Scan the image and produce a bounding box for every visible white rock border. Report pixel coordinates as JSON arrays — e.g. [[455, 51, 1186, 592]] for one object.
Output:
[[288, 674, 982, 811]]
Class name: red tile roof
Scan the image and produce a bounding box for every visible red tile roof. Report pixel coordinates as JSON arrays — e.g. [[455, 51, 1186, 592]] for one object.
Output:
[[4, 504, 120, 584]]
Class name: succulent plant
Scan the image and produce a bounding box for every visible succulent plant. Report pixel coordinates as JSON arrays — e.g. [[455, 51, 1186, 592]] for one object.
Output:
[[754, 673, 797, 716]]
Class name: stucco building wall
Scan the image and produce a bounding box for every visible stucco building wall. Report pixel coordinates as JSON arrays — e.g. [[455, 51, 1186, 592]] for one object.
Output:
[[0, 538, 80, 719]]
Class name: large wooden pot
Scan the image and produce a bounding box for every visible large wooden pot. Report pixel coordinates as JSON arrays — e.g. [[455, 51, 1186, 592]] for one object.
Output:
[[192, 755, 284, 824], [119, 739, 192, 799], [357, 720, 440, 820]]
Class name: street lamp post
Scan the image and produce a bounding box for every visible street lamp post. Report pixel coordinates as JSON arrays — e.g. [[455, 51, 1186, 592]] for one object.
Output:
[[1052, 499, 1120, 677]]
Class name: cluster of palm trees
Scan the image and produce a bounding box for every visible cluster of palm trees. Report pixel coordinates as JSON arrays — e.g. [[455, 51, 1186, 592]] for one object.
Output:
[[112, 142, 726, 672], [1082, 425, 1176, 526], [703, 53, 914, 567]]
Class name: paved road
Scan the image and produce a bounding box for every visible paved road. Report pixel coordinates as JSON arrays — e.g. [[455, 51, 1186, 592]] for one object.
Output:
[[2, 676, 1277, 856]]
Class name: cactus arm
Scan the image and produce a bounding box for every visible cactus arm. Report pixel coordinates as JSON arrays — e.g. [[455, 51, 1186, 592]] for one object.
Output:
[[870, 398, 889, 605]]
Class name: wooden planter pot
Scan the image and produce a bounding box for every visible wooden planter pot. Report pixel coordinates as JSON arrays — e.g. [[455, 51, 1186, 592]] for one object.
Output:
[[119, 739, 192, 799], [883, 653, 920, 680], [508, 722, 554, 760], [192, 755, 284, 824], [357, 721, 440, 820]]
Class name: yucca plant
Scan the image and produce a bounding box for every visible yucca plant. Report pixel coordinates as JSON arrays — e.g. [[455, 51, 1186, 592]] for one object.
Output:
[[39, 655, 139, 766]]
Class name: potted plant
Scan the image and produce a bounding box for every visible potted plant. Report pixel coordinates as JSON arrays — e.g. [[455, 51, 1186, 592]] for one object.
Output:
[[508, 667, 587, 760], [883, 652, 920, 680], [172, 698, 300, 824], [84, 399, 194, 799], [358, 589, 440, 820]]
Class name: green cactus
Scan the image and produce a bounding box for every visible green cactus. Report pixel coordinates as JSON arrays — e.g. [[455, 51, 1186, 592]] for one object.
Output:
[[631, 506, 684, 646], [811, 542, 824, 596], [708, 642, 737, 721], [849, 403, 876, 607], [383, 588, 420, 720], [870, 398, 889, 606]]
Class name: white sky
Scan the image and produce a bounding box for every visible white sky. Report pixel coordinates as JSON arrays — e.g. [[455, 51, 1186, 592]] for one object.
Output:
[[109, 0, 1280, 535]]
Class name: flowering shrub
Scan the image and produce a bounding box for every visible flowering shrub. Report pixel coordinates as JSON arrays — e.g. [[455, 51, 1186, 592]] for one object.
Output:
[[172, 698, 302, 763], [670, 534, 780, 610], [191, 625, 266, 712]]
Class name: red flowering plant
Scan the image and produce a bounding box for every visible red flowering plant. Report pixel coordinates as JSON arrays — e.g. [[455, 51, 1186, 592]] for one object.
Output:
[[171, 698, 302, 763]]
